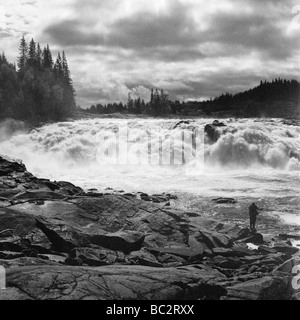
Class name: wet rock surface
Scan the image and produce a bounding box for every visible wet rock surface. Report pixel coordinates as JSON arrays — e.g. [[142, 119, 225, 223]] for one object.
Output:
[[0, 155, 299, 300]]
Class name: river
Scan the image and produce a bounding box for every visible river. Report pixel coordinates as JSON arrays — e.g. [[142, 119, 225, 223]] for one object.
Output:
[[0, 117, 299, 228]]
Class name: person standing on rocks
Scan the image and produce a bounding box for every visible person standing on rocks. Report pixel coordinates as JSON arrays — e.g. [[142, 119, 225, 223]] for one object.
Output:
[[249, 203, 259, 231]]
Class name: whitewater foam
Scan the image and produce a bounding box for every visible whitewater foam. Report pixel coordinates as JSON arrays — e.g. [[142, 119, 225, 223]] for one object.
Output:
[[0, 118, 299, 200]]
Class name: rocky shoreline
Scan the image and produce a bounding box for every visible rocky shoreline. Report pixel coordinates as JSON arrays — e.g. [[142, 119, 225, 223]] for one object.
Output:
[[0, 155, 299, 300]]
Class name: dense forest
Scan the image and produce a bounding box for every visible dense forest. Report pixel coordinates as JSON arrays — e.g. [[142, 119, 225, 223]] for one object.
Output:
[[201, 78, 300, 117], [88, 88, 170, 116], [0, 36, 76, 123], [1, 38, 299, 122], [87, 79, 300, 118]]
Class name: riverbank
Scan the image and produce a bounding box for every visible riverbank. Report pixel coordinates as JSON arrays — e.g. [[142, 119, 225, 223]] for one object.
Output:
[[0, 155, 299, 300]]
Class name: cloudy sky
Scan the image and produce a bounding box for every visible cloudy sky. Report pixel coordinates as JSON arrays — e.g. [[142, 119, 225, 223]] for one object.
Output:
[[0, 0, 300, 107]]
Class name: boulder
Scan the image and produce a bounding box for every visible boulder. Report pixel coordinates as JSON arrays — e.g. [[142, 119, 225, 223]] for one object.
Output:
[[212, 120, 226, 127], [212, 245, 258, 258], [213, 256, 243, 269], [127, 248, 163, 267], [148, 246, 203, 261], [0, 208, 36, 235], [0, 156, 26, 176], [173, 120, 191, 130], [232, 245, 258, 256], [278, 234, 300, 241], [258, 246, 278, 255], [157, 253, 187, 265], [55, 181, 83, 196], [221, 226, 251, 242], [89, 231, 146, 254], [35, 219, 76, 253], [196, 229, 232, 249], [273, 255, 300, 274], [212, 248, 236, 257], [212, 198, 237, 204], [204, 121, 227, 143], [205, 124, 220, 142], [37, 254, 66, 264], [70, 247, 112, 266], [272, 242, 299, 255], [238, 233, 264, 245], [226, 276, 293, 300], [0, 251, 25, 259]]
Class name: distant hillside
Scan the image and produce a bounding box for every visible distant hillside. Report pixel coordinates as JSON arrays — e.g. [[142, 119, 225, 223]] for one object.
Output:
[[186, 79, 300, 118], [87, 79, 300, 119]]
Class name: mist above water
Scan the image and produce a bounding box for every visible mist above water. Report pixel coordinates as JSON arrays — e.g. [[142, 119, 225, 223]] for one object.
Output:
[[0, 118, 27, 143], [0, 118, 299, 199]]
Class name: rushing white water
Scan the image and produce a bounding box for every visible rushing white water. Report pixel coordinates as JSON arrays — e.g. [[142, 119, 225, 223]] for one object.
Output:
[[0, 117, 299, 225]]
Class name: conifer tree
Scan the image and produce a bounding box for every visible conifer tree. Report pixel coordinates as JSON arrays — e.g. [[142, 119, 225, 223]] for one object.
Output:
[[42, 45, 53, 69], [1, 37, 77, 121], [62, 51, 73, 90], [17, 35, 28, 71], [36, 43, 42, 69], [28, 38, 37, 67], [54, 52, 63, 76], [0, 52, 7, 65], [127, 92, 134, 113]]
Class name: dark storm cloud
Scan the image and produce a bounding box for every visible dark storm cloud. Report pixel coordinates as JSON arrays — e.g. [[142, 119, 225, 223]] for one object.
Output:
[[108, 3, 198, 49], [43, 1, 207, 65], [44, 0, 298, 61], [43, 1, 199, 50], [133, 46, 206, 63], [38, 0, 299, 106], [205, 12, 298, 59], [44, 20, 106, 47]]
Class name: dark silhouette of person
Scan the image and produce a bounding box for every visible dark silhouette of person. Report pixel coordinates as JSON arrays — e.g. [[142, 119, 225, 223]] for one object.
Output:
[[249, 203, 259, 231]]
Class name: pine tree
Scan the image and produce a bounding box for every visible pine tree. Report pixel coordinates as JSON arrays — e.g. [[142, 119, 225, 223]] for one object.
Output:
[[153, 89, 161, 116], [141, 99, 146, 113], [135, 97, 141, 114], [61, 51, 74, 92], [160, 89, 169, 115], [127, 92, 134, 113], [17, 35, 28, 71], [36, 43, 42, 69], [0, 52, 7, 65], [42, 45, 53, 69], [28, 38, 37, 67], [1, 38, 77, 121], [54, 52, 63, 76], [150, 88, 154, 106]]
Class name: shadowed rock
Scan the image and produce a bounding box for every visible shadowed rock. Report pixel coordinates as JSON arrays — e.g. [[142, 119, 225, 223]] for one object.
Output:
[[35, 219, 76, 253], [0, 156, 26, 176], [4, 264, 226, 300], [0, 155, 298, 300], [226, 276, 293, 300]]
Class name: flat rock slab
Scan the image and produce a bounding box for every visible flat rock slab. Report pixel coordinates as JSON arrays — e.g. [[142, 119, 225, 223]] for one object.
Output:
[[226, 276, 293, 300], [3, 264, 226, 300]]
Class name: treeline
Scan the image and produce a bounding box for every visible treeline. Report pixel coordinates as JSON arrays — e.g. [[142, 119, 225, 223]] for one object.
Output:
[[201, 78, 300, 117], [88, 89, 170, 116], [0, 36, 76, 122], [87, 79, 300, 117]]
